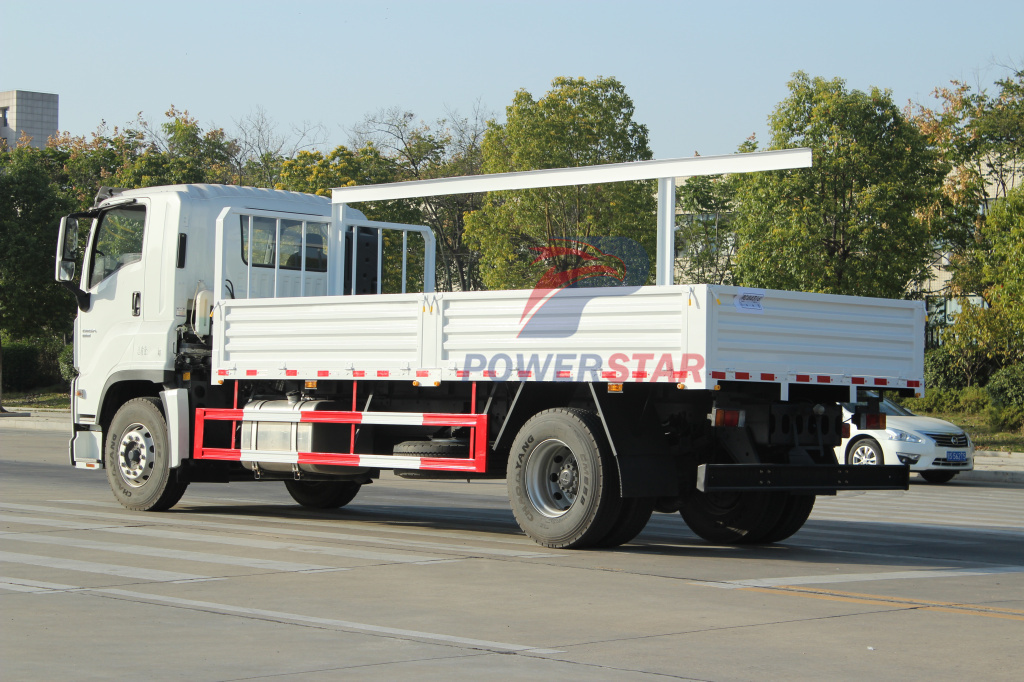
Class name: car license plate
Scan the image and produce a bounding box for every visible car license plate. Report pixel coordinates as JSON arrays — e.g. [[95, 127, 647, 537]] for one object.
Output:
[[946, 451, 967, 462]]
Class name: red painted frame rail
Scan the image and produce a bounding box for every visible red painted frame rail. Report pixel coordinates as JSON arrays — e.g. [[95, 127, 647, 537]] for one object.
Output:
[[193, 407, 489, 473]]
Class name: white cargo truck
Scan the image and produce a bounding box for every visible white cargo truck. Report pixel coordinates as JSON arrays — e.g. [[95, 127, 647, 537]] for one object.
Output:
[[54, 148, 918, 548]]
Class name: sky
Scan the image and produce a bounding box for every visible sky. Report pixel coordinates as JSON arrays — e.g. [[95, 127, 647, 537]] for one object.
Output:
[[6, 0, 1023, 160]]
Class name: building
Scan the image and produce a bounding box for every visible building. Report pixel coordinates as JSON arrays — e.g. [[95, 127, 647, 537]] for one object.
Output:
[[0, 90, 59, 150]]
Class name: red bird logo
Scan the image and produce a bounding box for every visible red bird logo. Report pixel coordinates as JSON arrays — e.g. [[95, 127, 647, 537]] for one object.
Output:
[[520, 238, 628, 332]]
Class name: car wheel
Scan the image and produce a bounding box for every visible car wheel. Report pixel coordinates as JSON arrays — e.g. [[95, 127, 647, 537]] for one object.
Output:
[[920, 470, 957, 484], [847, 437, 883, 466]]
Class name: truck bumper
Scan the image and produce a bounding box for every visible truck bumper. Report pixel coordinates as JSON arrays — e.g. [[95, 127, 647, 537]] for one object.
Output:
[[697, 463, 909, 493]]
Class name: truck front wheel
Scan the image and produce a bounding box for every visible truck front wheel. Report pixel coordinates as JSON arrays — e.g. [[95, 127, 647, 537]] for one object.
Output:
[[105, 397, 188, 511], [507, 408, 622, 549]]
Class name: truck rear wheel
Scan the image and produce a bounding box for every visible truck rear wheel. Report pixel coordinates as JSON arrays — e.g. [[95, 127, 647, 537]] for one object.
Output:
[[284, 480, 361, 508], [758, 493, 815, 544], [105, 397, 188, 511], [507, 408, 622, 549], [679, 490, 784, 544], [592, 497, 655, 548]]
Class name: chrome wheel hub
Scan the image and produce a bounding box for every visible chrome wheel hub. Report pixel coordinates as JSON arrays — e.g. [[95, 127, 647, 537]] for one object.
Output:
[[525, 439, 579, 518], [118, 423, 155, 487]]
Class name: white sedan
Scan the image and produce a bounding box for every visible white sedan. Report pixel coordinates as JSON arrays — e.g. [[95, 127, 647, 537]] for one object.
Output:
[[836, 395, 974, 483]]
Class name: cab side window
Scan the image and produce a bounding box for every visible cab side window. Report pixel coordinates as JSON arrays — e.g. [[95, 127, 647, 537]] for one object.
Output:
[[89, 205, 147, 288]]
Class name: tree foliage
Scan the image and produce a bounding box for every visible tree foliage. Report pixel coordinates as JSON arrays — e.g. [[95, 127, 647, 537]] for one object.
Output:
[[464, 77, 656, 290], [349, 106, 488, 291], [732, 73, 944, 298], [675, 172, 737, 284], [939, 184, 1024, 380], [0, 145, 76, 409], [913, 69, 1024, 297]]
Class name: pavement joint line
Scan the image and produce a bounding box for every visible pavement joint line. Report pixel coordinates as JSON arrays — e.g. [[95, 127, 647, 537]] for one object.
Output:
[[0, 576, 564, 654], [735, 586, 1024, 621], [768, 585, 1024, 615], [693, 565, 1024, 589], [90, 587, 566, 655]]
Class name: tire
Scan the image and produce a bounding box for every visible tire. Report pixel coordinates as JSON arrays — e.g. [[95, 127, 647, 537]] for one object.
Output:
[[758, 494, 815, 544], [105, 397, 188, 511], [847, 437, 884, 466], [920, 470, 957, 484], [393, 438, 468, 456], [284, 480, 361, 508], [506, 408, 622, 549], [592, 497, 655, 548], [680, 490, 785, 544]]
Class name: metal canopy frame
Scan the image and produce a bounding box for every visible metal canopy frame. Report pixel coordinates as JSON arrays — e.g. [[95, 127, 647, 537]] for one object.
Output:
[[331, 148, 812, 287]]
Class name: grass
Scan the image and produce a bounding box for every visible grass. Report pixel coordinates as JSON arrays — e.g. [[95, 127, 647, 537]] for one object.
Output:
[[923, 409, 1024, 453], [2, 385, 71, 410]]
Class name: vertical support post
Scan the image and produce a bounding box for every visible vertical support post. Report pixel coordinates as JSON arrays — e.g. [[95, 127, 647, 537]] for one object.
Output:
[[246, 216, 253, 299], [656, 177, 677, 287], [273, 218, 281, 298], [401, 230, 408, 294], [300, 220, 307, 297], [376, 228, 383, 294]]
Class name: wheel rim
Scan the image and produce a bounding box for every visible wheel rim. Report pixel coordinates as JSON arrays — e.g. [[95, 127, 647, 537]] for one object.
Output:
[[525, 439, 579, 518], [117, 422, 156, 487], [850, 443, 879, 465]]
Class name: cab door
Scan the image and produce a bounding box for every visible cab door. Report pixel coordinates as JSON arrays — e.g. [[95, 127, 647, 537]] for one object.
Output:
[[74, 203, 149, 421]]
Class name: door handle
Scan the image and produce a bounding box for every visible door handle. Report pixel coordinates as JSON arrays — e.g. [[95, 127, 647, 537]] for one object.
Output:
[[132, 291, 141, 316]]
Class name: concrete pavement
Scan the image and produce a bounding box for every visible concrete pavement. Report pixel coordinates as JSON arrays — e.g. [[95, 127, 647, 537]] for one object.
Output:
[[2, 407, 1023, 483]]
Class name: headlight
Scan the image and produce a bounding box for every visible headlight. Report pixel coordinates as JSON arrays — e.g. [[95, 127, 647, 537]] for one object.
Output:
[[886, 428, 923, 443]]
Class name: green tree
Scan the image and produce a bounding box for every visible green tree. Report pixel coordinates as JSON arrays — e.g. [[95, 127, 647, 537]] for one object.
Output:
[[941, 184, 1024, 380], [113, 107, 236, 188], [464, 76, 656, 290], [350, 106, 488, 291], [0, 145, 75, 410], [914, 69, 1024, 297], [732, 73, 944, 298], [675, 172, 738, 284]]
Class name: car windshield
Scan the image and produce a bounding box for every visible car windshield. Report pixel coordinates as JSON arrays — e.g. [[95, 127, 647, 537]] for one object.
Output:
[[841, 393, 915, 417]]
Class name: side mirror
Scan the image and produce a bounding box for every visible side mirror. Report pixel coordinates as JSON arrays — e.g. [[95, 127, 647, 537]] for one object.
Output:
[[62, 217, 79, 257], [57, 260, 76, 282], [55, 216, 78, 282], [55, 215, 91, 311]]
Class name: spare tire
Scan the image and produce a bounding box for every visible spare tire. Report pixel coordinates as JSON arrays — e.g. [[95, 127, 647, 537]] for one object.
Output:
[[392, 438, 469, 457]]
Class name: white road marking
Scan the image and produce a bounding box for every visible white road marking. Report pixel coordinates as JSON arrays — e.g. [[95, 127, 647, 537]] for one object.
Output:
[[0, 577, 81, 593], [698, 566, 1024, 589], [0, 550, 211, 582], [51, 498, 548, 548], [0, 513, 449, 564], [0, 576, 562, 655], [1, 502, 553, 558], [3, 533, 342, 573]]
